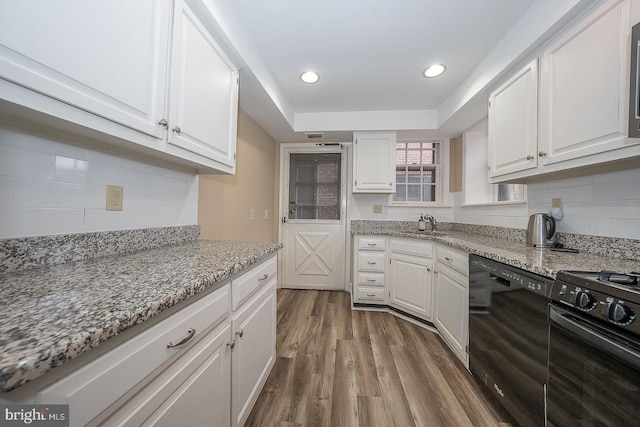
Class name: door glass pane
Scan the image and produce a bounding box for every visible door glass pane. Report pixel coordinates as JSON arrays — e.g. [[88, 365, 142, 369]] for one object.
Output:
[[289, 153, 341, 220]]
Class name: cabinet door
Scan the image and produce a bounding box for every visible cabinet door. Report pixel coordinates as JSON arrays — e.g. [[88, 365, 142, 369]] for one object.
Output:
[[488, 59, 538, 177], [434, 264, 469, 368], [168, 0, 239, 172], [353, 132, 396, 193], [389, 253, 433, 319], [231, 282, 277, 427], [539, 0, 631, 165], [100, 324, 232, 427], [0, 0, 170, 138]]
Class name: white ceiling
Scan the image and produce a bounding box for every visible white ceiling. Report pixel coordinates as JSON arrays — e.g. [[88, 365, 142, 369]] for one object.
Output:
[[206, 0, 593, 142]]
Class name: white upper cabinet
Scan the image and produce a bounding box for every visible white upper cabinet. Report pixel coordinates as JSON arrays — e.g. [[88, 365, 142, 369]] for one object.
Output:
[[488, 0, 639, 183], [168, 0, 239, 172], [0, 0, 239, 174], [488, 59, 538, 178], [353, 132, 396, 193], [539, 0, 630, 165], [0, 0, 170, 139]]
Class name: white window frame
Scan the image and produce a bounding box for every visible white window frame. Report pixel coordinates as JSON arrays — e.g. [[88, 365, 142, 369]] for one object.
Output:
[[389, 139, 445, 207]]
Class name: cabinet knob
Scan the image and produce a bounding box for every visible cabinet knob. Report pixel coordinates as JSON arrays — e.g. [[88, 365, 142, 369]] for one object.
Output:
[[235, 328, 244, 338], [427, 267, 431, 272], [227, 339, 236, 349], [173, 126, 182, 134], [445, 257, 453, 262], [538, 151, 547, 157], [526, 155, 534, 160], [158, 118, 168, 128]]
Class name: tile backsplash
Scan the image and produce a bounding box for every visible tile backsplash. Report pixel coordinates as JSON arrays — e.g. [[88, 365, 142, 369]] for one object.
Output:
[[0, 126, 199, 238], [454, 165, 640, 240]]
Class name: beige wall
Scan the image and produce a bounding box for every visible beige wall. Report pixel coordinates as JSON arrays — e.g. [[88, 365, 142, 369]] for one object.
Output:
[[198, 109, 278, 242]]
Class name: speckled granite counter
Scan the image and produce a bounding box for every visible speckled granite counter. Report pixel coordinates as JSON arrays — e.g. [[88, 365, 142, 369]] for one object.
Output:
[[0, 240, 282, 392], [352, 224, 639, 278]]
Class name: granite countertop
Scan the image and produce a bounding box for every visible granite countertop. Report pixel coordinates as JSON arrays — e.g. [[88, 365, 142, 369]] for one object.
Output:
[[351, 225, 639, 277], [0, 240, 281, 392]]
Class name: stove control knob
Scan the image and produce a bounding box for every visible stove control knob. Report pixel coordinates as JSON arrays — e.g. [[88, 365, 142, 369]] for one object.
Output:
[[575, 291, 596, 310], [606, 303, 634, 324]]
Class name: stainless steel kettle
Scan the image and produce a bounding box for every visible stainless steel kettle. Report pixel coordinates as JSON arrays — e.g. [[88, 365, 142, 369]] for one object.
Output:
[[526, 213, 556, 248]]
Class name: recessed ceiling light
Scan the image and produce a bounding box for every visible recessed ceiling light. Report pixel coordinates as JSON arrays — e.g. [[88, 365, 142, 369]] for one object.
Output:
[[300, 71, 320, 84], [423, 64, 446, 78]]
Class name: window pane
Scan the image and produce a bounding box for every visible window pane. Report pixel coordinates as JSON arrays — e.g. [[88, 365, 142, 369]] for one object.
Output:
[[496, 183, 524, 202], [393, 141, 440, 204], [407, 184, 421, 201], [407, 150, 421, 164], [423, 185, 435, 202], [289, 153, 341, 220], [422, 169, 435, 184], [421, 149, 435, 164], [407, 168, 422, 183]]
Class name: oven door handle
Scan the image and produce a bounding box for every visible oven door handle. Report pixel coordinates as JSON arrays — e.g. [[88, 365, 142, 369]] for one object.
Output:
[[550, 305, 640, 370]]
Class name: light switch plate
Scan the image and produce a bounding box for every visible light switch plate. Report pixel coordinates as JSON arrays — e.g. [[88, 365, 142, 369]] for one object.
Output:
[[373, 204, 383, 214], [106, 185, 123, 211]]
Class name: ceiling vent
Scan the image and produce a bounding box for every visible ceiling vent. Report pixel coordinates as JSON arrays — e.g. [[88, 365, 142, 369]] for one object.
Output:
[[304, 132, 324, 139]]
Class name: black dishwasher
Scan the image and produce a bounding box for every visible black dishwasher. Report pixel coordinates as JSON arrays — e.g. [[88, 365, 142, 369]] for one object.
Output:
[[469, 255, 552, 427]]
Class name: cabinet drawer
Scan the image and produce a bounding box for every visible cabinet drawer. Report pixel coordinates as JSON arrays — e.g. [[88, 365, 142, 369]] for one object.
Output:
[[437, 245, 469, 275], [358, 252, 386, 272], [358, 237, 386, 251], [232, 256, 277, 311], [356, 286, 386, 302], [390, 238, 433, 257], [357, 272, 385, 286], [36, 284, 231, 427]]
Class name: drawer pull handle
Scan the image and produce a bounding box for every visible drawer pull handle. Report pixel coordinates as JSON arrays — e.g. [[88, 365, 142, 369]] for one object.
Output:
[[258, 273, 269, 281], [235, 329, 244, 338], [227, 340, 236, 350], [445, 257, 453, 262], [367, 278, 376, 282], [167, 328, 195, 348], [367, 293, 376, 297], [367, 262, 377, 265], [367, 243, 377, 246]]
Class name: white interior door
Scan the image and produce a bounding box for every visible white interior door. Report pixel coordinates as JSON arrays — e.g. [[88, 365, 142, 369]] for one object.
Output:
[[280, 145, 347, 290]]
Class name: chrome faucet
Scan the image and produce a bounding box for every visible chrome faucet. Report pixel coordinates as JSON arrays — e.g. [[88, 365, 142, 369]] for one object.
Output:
[[424, 214, 437, 232]]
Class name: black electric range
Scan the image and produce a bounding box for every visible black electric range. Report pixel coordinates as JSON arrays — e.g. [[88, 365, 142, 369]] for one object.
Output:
[[551, 270, 640, 336]]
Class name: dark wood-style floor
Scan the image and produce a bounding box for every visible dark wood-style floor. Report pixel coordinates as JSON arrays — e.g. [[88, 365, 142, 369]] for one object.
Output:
[[245, 289, 510, 427]]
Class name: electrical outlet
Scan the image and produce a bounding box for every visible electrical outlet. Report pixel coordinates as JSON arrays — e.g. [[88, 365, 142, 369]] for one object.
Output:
[[373, 204, 383, 214], [250, 209, 256, 221], [264, 209, 269, 220], [106, 185, 123, 211], [551, 198, 563, 209]]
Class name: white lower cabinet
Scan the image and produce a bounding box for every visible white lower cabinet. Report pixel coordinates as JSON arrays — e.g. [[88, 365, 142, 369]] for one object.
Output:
[[231, 282, 276, 427], [434, 245, 469, 369], [100, 323, 232, 427], [389, 238, 434, 320], [34, 256, 278, 427], [353, 236, 387, 305]]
